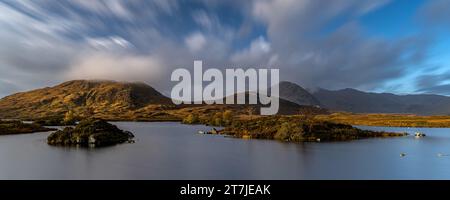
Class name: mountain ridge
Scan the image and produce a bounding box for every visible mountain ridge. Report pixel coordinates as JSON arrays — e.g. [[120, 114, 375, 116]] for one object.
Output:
[[312, 87, 450, 115], [277, 81, 321, 106], [0, 80, 328, 120], [2, 79, 450, 119]]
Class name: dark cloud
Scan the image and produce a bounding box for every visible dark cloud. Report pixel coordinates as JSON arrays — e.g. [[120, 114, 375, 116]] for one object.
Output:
[[415, 71, 450, 95], [417, 84, 450, 96], [251, 0, 427, 91], [419, 0, 450, 28], [411, 0, 450, 95], [0, 0, 448, 97]]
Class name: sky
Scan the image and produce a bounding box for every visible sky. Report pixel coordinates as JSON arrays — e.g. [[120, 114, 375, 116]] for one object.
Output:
[[0, 0, 450, 97]]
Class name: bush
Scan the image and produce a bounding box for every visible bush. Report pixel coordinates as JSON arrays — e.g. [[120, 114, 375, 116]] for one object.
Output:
[[274, 122, 290, 140], [182, 114, 199, 124], [222, 110, 233, 125], [63, 110, 77, 125]]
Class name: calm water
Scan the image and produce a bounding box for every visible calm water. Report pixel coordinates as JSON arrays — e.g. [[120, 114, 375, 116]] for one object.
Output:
[[0, 122, 449, 180]]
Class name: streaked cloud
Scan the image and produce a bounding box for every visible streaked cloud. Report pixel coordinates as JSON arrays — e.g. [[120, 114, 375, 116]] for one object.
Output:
[[0, 0, 449, 97]]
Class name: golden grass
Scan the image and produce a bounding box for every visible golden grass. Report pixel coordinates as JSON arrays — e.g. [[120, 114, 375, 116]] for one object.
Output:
[[315, 112, 450, 127]]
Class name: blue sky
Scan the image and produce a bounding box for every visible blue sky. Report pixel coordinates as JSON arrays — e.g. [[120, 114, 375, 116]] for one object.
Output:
[[0, 0, 449, 97]]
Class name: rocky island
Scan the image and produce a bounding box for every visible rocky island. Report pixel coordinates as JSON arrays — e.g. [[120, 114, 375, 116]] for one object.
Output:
[[0, 120, 55, 135], [47, 119, 134, 147], [221, 116, 408, 142], [187, 114, 407, 142]]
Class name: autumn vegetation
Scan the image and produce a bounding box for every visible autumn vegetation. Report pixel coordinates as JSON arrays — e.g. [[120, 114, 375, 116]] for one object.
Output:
[[47, 119, 134, 147], [316, 113, 450, 127], [181, 110, 406, 142], [0, 120, 55, 135]]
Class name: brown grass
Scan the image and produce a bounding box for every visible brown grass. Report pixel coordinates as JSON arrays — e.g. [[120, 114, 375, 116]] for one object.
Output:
[[315, 112, 450, 127]]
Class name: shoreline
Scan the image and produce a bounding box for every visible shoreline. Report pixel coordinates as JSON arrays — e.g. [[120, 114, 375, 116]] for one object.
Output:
[[6, 113, 450, 129]]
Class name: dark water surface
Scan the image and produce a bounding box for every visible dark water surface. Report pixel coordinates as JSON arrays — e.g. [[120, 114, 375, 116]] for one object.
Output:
[[0, 122, 449, 179]]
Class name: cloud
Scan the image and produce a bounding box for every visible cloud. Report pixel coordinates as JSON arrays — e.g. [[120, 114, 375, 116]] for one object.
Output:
[[231, 36, 274, 66], [419, 0, 450, 28], [70, 0, 132, 20], [185, 32, 207, 53], [250, 0, 426, 91], [417, 84, 450, 96], [65, 52, 163, 83], [192, 10, 216, 30], [0, 79, 21, 97], [0, 0, 449, 98], [86, 36, 134, 50]]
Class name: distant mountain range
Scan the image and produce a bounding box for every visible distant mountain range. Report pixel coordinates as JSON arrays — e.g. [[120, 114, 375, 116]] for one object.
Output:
[[1, 80, 450, 119], [312, 88, 450, 115], [276, 81, 450, 115], [277, 81, 321, 106]]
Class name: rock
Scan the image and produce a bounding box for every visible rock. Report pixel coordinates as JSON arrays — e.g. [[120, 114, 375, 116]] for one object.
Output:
[[210, 128, 219, 134], [47, 119, 134, 147], [414, 132, 426, 138]]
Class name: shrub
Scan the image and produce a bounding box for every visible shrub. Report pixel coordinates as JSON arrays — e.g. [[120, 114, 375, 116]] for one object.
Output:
[[274, 122, 291, 141], [222, 110, 233, 125], [182, 114, 199, 124]]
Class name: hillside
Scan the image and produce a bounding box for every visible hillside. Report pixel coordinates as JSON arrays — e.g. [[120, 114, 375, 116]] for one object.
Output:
[[0, 80, 172, 119], [277, 81, 321, 106], [313, 88, 450, 115], [0, 80, 327, 121]]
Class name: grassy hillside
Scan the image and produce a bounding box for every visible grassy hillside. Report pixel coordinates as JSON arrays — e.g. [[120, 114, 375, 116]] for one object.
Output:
[[0, 80, 172, 120]]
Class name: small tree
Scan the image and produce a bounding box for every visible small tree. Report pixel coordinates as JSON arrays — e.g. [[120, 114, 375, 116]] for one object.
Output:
[[274, 122, 290, 141], [214, 117, 223, 126], [183, 114, 198, 124], [63, 110, 76, 125], [212, 112, 223, 126], [222, 110, 233, 125]]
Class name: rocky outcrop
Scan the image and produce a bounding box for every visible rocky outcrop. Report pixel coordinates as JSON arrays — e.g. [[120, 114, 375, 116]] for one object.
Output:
[[47, 119, 134, 147]]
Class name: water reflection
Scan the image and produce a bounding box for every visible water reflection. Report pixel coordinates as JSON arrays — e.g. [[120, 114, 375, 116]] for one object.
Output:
[[0, 123, 449, 179]]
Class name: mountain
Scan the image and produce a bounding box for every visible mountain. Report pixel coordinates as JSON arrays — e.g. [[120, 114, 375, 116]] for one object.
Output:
[[0, 80, 171, 119], [221, 91, 327, 115], [4, 79, 449, 119], [0, 80, 328, 120], [277, 81, 321, 106], [313, 88, 450, 115]]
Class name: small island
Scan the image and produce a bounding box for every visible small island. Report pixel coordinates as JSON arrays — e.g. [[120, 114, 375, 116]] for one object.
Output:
[[47, 119, 134, 147], [183, 113, 407, 142], [221, 116, 408, 142], [0, 120, 56, 135]]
